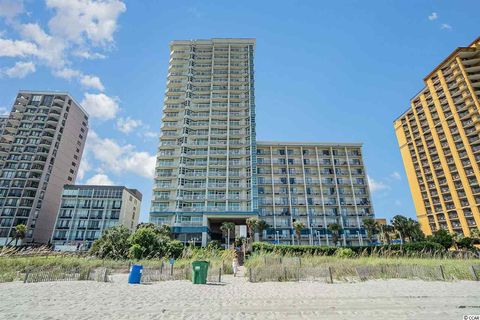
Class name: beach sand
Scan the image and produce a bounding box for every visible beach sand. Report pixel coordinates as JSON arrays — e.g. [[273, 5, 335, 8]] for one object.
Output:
[[0, 271, 478, 319]]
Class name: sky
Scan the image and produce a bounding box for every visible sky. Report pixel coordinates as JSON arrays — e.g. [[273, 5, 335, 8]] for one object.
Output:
[[0, 0, 479, 223]]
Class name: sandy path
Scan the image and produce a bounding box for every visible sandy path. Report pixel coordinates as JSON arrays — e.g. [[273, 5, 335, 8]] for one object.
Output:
[[0, 272, 478, 319]]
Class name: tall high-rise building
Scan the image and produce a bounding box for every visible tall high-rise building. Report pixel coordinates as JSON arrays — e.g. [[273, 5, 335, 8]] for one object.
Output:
[[394, 37, 480, 237], [151, 38, 375, 246], [150, 39, 257, 246], [51, 185, 142, 251], [256, 142, 373, 246], [0, 91, 88, 245]]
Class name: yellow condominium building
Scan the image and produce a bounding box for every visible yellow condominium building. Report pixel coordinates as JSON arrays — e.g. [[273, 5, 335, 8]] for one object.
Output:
[[394, 37, 480, 237]]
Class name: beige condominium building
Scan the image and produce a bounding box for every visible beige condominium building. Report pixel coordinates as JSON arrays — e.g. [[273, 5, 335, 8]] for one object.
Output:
[[394, 37, 480, 237], [0, 91, 88, 245], [256, 142, 373, 246], [52, 185, 142, 251]]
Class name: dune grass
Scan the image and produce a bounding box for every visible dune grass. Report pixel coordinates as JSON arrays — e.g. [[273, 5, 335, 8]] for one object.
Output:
[[245, 252, 479, 282], [0, 248, 235, 282]]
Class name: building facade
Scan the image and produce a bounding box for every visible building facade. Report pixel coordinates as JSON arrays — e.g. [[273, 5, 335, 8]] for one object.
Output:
[[150, 38, 375, 246], [0, 91, 88, 245], [150, 38, 258, 246], [52, 185, 142, 250], [257, 142, 373, 246], [394, 37, 480, 237]]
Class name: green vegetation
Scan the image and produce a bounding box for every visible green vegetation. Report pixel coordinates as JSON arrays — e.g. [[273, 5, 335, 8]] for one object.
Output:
[[0, 246, 236, 283], [252, 241, 449, 256], [245, 252, 479, 282], [90, 224, 183, 260]]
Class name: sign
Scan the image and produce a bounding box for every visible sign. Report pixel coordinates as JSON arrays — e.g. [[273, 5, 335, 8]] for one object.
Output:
[[169, 258, 175, 265]]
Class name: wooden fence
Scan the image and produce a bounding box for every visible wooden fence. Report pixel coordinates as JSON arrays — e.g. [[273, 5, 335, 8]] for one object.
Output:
[[248, 263, 480, 283], [23, 266, 110, 283]]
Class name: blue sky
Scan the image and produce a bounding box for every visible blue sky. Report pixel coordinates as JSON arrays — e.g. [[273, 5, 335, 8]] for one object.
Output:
[[0, 0, 479, 223]]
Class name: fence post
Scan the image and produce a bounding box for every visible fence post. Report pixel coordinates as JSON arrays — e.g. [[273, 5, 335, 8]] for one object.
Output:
[[328, 266, 333, 284], [438, 265, 445, 281], [103, 268, 109, 282], [218, 267, 222, 282], [160, 261, 164, 274], [249, 268, 252, 282], [284, 267, 287, 281], [86, 268, 91, 281], [23, 270, 30, 283], [471, 266, 479, 281], [170, 264, 174, 276]]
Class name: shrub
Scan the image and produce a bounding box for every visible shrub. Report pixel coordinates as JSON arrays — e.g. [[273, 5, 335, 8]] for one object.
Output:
[[251, 241, 446, 256], [426, 230, 454, 250], [334, 248, 355, 258]]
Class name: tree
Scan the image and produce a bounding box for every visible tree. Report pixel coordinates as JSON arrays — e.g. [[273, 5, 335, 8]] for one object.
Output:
[[6, 224, 27, 246], [90, 225, 131, 259], [391, 215, 409, 243], [292, 221, 305, 245], [426, 229, 454, 250], [256, 220, 268, 239], [220, 222, 235, 248], [391, 215, 425, 243], [327, 223, 342, 247], [456, 237, 475, 251], [246, 217, 260, 243], [379, 224, 395, 245], [362, 218, 378, 245]]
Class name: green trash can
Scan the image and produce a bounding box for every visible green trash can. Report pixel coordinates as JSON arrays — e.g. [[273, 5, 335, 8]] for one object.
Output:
[[191, 261, 209, 284]]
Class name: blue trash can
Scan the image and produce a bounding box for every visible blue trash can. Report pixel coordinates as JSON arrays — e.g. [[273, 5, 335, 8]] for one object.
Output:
[[128, 264, 143, 284]]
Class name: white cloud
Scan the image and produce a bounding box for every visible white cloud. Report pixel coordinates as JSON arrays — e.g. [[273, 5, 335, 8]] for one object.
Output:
[[80, 93, 119, 120], [144, 131, 158, 139], [86, 173, 114, 185], [0, 38, 38, 57], [390, 171, 401, 180], [46, 0, 126, 45], [0, 1, 126, 81], [368, 175, 390, 193], [2, 61, 35, 78], [0, 0, 24, 20], [73, 50, 106, 60], [117, 117, 142, 134], [85, 131, 155, 179], [441, 23, 452, 30], [428, 12, 438, 21], [0, 107, 10, 115], [53, 67, 81, 79], [20, 23, 66, 68], [80, 74, 105, 91]]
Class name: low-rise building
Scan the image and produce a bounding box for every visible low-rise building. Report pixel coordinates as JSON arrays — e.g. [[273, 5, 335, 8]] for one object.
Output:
[[51, 185, 142, 251]]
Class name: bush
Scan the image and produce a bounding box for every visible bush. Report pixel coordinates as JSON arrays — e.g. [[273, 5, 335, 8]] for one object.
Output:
[[251, 241, 446, 256], [334, 248, 355, 258], [91, 224, 184, 260], [426, 230, 453, 250]]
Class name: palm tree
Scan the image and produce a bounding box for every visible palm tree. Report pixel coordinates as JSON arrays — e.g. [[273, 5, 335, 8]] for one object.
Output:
[[327, 223, 342, 247], [362, 218, 378, 245], [7, 224, 27, 247], [292, 221, 305, 245], [220, 222, 235, 249], [391, 215, 409, 243], [246, 217, 260, 242], [256, 220, 268, 240], [380, 224, 395, 245]]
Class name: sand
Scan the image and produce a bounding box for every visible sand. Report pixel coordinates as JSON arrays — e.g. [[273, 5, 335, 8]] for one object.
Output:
[[0, 270, 478, 319]]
